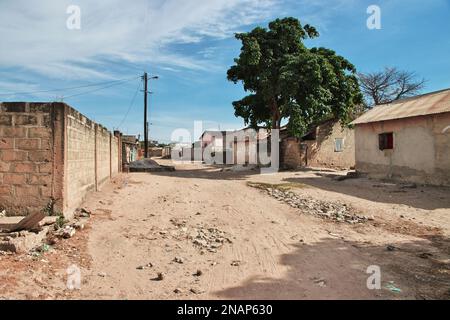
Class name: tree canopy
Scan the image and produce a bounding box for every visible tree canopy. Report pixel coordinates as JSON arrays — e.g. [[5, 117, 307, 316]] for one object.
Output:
[[227, 17, 362, 137]]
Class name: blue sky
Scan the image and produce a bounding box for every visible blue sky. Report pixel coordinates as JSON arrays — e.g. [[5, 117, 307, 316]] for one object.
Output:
[[0, 0, 449, 143]]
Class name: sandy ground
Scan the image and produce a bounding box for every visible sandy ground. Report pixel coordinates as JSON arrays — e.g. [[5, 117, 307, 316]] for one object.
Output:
[[1, 159, 449, 300]]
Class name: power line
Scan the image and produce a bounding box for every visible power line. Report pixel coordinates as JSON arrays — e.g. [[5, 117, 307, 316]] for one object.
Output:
[[117, 79, 142, 130], [0, 76, 140, 97], [62, 77, 140, 100]]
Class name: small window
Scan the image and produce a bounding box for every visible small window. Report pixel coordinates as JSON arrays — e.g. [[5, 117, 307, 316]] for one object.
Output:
[[335, 138, 344, 152], [379, 132, 394, 150]]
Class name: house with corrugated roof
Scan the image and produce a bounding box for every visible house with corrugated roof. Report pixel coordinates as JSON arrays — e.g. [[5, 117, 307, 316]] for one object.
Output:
[[351, 88, 450, 186]]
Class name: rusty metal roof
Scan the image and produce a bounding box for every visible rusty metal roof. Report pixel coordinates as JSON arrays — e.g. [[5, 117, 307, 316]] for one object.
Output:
[[352, 88, 450, 125]]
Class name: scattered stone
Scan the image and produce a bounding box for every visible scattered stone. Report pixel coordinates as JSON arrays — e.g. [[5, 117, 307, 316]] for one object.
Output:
[[173, 257, 184, 264], [58, 226, 76, 239], [76, 208, 91, 218], [191, 226, 232, 253], [194, 269, 203, 277], [418, 253, 433, 259], [98, 272, 107, 278], [155, 272, 165, 281], [387, 245, 397, 252], [0, 210, 6, 218], [190, 287, 205, 295], [174, 288, 182, 294], [313, 278, 327, 288], [231, 260, 241, 267], [71, 222, 85, 230], [250, 186, 368, 224]]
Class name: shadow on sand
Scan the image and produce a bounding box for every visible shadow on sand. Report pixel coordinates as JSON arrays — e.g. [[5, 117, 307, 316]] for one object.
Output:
[[282, 174, 450, 210], [214, 236, 450, 300]]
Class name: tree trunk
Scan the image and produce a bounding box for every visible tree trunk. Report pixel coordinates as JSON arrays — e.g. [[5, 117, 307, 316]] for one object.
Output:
[[271, 99, 281, 130]]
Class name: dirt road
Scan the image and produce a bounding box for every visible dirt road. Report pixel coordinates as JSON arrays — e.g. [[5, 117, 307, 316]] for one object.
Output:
[[1, 160, 449, 300]]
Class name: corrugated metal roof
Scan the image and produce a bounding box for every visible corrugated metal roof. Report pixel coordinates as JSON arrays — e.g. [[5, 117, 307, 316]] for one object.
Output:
[[352, 88, 450, 125]]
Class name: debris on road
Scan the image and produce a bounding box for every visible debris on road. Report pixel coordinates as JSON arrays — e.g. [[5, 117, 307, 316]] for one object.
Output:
[[190, 287, 205, 295], [191, 226, 233, 253], [173, 257, 184, 264], [387, 245, 397, 252], [154, 272, 165, 281], [418, 252, 433, 259], [248, 183, 368, 224], [75, 208, 91, 218], [9, 211, 46, 232], [137, 263, 153, 270], [231, 260, 241, 267], [386, 282, 402, 293], [56, 226, 76, 239], [194, 269, 203, 277]]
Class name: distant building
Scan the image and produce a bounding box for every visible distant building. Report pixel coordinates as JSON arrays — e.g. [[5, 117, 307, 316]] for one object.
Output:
[[199, 129, 269, 165], [121, 135, 139, 166], [351, 88, 450, 186], [279, 119, 355, 170]]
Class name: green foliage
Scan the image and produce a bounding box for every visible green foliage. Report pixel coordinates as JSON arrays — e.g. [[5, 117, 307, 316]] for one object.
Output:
[[55, 214, 67, 230], [227, 17, 363, 137]]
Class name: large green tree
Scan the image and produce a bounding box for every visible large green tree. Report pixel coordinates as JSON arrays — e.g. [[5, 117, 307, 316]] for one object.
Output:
[[227, 17, 363, 137]]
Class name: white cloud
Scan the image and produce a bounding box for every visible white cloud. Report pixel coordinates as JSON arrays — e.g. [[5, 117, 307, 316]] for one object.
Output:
[[0, 0, 278, 79]]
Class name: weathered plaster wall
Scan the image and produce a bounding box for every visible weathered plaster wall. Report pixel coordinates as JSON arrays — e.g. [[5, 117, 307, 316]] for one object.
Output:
[[304, 121, 355, 169], [280, 121, 355, 170], [355, 113, 450, 186]]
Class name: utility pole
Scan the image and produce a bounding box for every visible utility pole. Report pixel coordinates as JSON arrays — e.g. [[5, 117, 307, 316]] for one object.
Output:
[[143, 72, 149, 158]]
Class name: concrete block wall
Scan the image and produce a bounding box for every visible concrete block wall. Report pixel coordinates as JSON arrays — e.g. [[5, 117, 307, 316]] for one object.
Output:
[[1, 102, 122, 217], [0, 103, 61, 216]]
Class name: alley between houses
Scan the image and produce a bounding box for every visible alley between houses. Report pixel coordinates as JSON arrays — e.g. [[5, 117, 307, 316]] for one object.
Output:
[[1, 160, 449, 300]]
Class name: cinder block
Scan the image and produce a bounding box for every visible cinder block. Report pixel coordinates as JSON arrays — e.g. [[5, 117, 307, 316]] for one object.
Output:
[[0, 115, 13, 125], [12, 163, 35, 173], [40, 138, 52, 150], [0, 185, 12, 195], [29, 103, 52, 113], [40, 186, 52, 197], [28, 174, 52, 186], [3, 173, 27, 185], [14, 115, 38, 126], [0, 160, 11, 172], [0, 127, 27, 138], [15, 185, 40, 197], [15, 138, 40, 150], [28, 150, 52, 162], [2, 103, 27, 113], [42, 115, 51, 126], [28, 127, 51, 139], [0, 138, 14, 149], [0, 150, 28, 161], [38, 162, 52, 173]]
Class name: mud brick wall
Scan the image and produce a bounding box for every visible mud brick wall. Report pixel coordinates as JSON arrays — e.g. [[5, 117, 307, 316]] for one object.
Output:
[[0, 102, 122, 217]]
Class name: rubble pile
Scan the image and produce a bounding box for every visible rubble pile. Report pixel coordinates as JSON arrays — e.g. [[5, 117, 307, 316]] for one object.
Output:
[[265, 187, 368, 224], [168, 218, 233, 253], [191, 226, 233, 253]]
